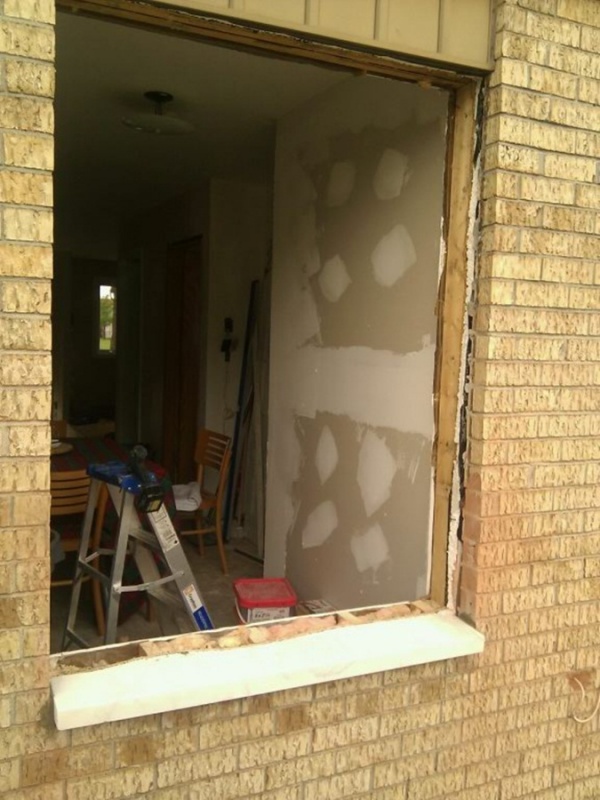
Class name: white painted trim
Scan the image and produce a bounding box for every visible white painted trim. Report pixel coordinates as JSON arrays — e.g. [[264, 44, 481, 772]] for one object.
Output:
[[51, 611, 484, 730]]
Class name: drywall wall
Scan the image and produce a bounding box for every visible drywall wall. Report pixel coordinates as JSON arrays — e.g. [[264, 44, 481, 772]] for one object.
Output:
[[205, 179, 273, 436], [266, 75, 448, 608]]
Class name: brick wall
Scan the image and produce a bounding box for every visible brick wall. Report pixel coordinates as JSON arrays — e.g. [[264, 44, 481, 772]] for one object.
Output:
[[1, 0, 600, 797]]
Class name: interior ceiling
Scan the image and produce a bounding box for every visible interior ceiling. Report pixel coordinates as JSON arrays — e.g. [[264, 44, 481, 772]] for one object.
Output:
[[55, 11, 349, 250]]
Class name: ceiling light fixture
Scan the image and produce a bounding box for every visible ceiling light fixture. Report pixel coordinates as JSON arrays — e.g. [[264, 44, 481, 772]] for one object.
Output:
[[121, 90, 195, 135]]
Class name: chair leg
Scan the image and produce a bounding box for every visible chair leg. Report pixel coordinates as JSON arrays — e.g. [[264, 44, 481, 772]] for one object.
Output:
[[196, 509, 205, 556], [215, 515, 228, 575], [92, 573, 106, 639]]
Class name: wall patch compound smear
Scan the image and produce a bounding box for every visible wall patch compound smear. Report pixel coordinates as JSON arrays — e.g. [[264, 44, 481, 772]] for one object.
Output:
[[350, 524, 390, 575], [371, 224, 417, 287], [302, 500, 338, 548], [326, 160, 356, 206], [373, 149, 409, 200], [318, 254, 352, 302], [357, 430, 397, 517], [315, 425, 338, 484]]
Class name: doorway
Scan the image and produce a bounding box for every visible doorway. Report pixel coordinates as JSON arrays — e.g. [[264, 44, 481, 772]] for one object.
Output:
[[162, 236, 203, 483]]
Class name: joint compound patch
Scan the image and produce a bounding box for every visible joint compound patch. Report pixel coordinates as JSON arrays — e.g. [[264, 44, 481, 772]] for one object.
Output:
[[373, 149, 409, 200], [315, 425, 338, 484], [302, 500, 338, 548], [351, 524, 390, 575], [357, 431, 397, 517], [371, 224, 417, 287], [318, 255, 351, 302]]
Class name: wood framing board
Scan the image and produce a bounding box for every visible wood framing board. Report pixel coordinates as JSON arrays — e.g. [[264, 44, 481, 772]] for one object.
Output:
[[430, 84, 477, 606], [56, 0, 472, 90]]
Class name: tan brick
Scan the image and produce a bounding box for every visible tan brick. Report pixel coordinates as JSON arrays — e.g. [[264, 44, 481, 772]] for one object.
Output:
[[0, 657, 48, 696], [0, 697, 11, 728], [6, 59, 54, 97], [483, 198, 541, 228], [21, 749, 69, 787], [0, 629, 22, 661], [66, 765, 155, 800], [13, 687, 49, 723], [487, 85, 552, 120], [313, 715, 379, 750], [0, 389, 51, 421], [452, 785, 500, 800], [498, 32, 549, 65], [3, 132, 54, 170], [514, 280, 570, 307], [0, 759, 20, 794], [4, 0, 55, 23], [304, 767, 372, 800], [578, 76, 600, 103], [0, 172, 52, 207], [528, 64, 579, 97], [239, 731, 311, 768], [265, 752, 336, 790], [488, 58, 529, 89], [0, 19, 54, 60], [3, 785, 67, 800], [500, 766, 553, 799], [2, 208, 53, 242], [198, 711, 273, 748], [0, 243, 52, 277], [336, 737, 403, 771], [532, 557, 585, 584], [484, 142, 542, 174], [0, 97, 53, 134], [544, 152, 598, 181], [0, 591, 48, 629], [478, 613, 529, 641], [1, 276, 52, 316], [556, 0, 600, 23], [482, 170, 520, 200], [520, 174, 575, 205], [0, 354, 51, 386], [0, 318, 51, 350], [3, 424, 50, 456], [437, 736, 495, 771], [479, 253, 542, 281]]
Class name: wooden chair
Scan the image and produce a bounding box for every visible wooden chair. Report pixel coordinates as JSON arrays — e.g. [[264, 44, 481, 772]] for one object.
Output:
[[51, 419, 68, 439], [50, 470, 107, 637], [178, 429, 232, 574]]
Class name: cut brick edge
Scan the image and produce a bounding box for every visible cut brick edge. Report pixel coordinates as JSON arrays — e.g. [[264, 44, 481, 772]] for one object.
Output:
[[50, 609, 484, 730]]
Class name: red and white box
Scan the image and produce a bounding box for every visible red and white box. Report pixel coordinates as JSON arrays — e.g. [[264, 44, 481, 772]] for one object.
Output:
[[233, 577, 297, 623]]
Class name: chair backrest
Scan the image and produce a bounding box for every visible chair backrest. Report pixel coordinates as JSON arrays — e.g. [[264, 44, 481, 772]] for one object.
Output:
[[194, 429, 231, 494], [50, 469, 90, 517]]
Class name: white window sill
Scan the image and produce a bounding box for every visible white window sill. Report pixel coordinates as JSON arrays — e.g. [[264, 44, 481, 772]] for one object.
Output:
[[51, 610, 484, 730]]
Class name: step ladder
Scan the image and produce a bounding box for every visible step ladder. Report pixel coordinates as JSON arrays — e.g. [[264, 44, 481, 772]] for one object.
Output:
[[62, 458, 214, 650]]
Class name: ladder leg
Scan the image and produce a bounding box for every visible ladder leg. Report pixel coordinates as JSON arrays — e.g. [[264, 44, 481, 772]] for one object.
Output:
[[104, 491, 138, 644], [62, 479, 101, 650]]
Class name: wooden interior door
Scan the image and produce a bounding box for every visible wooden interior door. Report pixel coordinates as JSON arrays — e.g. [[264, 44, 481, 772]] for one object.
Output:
[[162, 236, 202, 482]]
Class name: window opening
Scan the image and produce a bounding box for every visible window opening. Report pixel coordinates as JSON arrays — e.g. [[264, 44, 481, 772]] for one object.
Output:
[[51, 6, 474, 657], [98, 284, 117, 354]]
